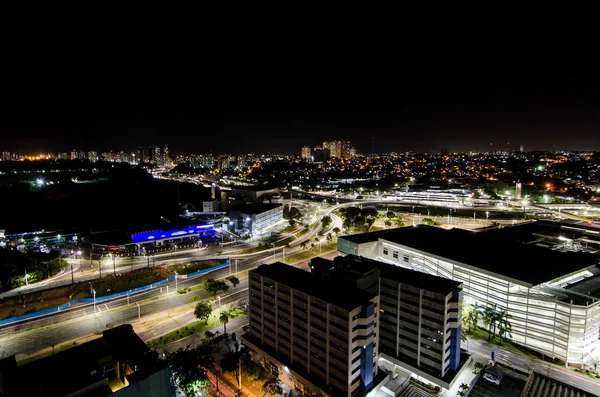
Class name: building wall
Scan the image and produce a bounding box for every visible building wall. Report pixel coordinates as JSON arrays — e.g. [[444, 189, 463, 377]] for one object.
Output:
[[371, 239, 600, 365], [378, 276, 461, 378], [248, 272, 378, 397], [202, 200, 219, 212]]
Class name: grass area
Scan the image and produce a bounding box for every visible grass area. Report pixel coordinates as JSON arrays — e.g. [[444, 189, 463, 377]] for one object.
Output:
[[165, 259, 224, 275], [146, 311, 247, 349], [284, 242, 338, 264], [74, 269, 167, 297], [467, 327, 539, 359]]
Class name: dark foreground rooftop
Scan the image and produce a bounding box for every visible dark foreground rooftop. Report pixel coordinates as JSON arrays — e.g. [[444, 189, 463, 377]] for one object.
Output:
[[0, 324, 170, 397], [341, 223, 599, 286]]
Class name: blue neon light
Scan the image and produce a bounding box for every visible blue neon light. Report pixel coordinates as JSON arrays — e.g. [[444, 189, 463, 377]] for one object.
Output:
[[131, 224, 214, 243]]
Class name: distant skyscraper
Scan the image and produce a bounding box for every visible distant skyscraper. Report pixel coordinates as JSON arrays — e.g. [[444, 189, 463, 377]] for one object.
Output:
[[322, 140, 352, 159], [301, 146, 311, 160], [1, 151, 11, 161], [70, 150, 78, 160], [148, 145, 153, 162], [163, 146, 170, 165], [312, 146, 330, 162], [520, 145, 525, 153], [154, 146, 162, 165], [515, 181, 522, 200], [137, 146, 143, 164], [350, 147, 357, 157], [88, 151, 98, 162]]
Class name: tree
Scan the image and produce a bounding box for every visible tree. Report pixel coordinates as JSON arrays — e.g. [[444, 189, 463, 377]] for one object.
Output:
[[300, 241, 308, 250], [394, 219, 405, 227], [386, 211, 395, 219], [463, 304, 480, 333], [326, 232, 333, 242], [317, 229, 325, 238], [479, 304, 501, 341], [321, 215, 332, 228], [194, 301, 213, 324], [384, 220, 392, 229], [202, 279, 229, 296], [227, 276, 240, 289], [332, 227, 341, 235], [220, 311, 230, 335], [262, 376, 283, 397], [221, 351, 242, 388], [288, 219, 296, 228], [167, 345, 214, 396], [497, 307, 513, 343]]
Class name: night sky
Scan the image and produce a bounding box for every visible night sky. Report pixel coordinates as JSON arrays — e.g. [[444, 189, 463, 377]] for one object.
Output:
[[2, 21, 599, 154]]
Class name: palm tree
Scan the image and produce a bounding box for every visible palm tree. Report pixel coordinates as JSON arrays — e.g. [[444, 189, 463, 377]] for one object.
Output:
[[479, 304, 500, 341], [463, 304, 480, 333], [497, 307, 513, 343], [220, 311, 230, 335], [326, 232, 333, 242], [317, 229, 325, 238], [300, 241, 308, 250]]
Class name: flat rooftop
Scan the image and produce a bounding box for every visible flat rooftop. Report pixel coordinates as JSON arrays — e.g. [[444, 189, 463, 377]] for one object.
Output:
[[334, 255, 462, 296], [252, 262, 377, 311], [341, 223, 599, 286], [231, 202, 282, 215]]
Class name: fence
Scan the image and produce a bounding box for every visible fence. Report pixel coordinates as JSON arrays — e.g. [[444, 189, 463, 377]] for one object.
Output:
[[0, 260, 230, 328]]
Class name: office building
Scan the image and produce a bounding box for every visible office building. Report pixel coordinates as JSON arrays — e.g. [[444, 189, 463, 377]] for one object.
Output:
[[313, 255, 464, 389], [163, 146, 170, 165], [323, 140, 352, 159], [243, 262, 379, 397], [301, 146, 312, 161], [313, 146, 331, 162], [148, 145, 154, 163], [70, 150, 78, 160], [154, 146, 162, 165], [0, 324, 172, 397], [337, 222, 600, 366], [202, 199, 219, 212], [229, 203, 283, 235], [1, 151, 11, 161], [88, 151, 98, 162]]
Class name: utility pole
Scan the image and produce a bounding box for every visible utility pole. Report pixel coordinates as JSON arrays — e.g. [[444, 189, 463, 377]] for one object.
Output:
[[71, 263, 74, 284], [175, 272, 178, 291], [112, 255, 116, 275], [93, 289, 96, 314], [136, 301, 141, 322]]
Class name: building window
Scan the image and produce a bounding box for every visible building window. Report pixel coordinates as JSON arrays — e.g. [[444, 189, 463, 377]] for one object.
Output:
[[393, 251, 398, 259], [403, 255, 410, 263], [383, 248, 389, 255]]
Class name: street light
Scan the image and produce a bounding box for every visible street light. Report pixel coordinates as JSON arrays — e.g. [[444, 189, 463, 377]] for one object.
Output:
[[486, 211, 490, 225], [77, 250, 82, 273], [218, 296, 221, 311], [93, 289, 96, 314]]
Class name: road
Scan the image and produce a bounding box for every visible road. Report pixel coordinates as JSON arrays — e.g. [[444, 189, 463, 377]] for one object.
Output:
[[5, 198, 349, 296], [466, 337, 600, 395]]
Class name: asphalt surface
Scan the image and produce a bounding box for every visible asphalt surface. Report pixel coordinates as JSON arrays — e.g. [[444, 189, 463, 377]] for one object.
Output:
[[466, 337, 600, 395]]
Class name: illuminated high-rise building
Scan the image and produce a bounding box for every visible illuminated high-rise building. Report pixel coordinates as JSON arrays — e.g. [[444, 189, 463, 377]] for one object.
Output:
[[301, 146, 311, 160], [163, 146, 170, 165], [154, 146, 162, 165]]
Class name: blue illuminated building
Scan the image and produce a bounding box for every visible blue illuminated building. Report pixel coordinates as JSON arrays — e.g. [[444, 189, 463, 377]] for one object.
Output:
[[131, 224, 215, 244]]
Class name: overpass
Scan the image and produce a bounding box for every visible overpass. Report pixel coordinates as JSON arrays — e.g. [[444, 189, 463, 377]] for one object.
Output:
[[529, 204, 597, 224]]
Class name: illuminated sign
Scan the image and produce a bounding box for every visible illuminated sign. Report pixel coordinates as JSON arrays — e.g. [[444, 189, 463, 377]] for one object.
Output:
[[130, 224, 214, 243]]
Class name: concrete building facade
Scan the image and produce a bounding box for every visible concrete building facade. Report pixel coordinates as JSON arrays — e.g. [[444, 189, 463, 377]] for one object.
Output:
[[338, 224, 600, 365], [243, 263, 379, 397]]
